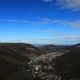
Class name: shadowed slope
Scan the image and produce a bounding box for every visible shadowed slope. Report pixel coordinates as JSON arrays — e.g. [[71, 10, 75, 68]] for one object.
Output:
[[0, 43, 41, 80], [55, 47, 80, 80]]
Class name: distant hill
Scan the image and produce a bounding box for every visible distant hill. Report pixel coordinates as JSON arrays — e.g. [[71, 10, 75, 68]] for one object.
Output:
[[38, 44, 74, 53], [74, 43, 80, 48], [0, 43, 41, 80]]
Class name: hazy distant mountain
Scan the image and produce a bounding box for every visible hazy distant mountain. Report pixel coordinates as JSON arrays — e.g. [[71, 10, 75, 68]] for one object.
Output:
[[74, 43, 80, 48], [38, 44, 74, 54]]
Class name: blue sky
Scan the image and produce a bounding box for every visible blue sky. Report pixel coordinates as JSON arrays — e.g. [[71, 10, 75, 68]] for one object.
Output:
[[0, 0, 80, 45]]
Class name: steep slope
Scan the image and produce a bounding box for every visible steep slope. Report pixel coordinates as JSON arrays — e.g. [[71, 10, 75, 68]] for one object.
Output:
[[0, 43, 41, 80], [54, 47, 80, 80]]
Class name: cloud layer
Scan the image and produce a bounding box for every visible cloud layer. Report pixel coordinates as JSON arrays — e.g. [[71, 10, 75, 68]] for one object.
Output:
[[0, 18, 80, 28], [43, 0, 80, 11], [56, 0, 80, 11]]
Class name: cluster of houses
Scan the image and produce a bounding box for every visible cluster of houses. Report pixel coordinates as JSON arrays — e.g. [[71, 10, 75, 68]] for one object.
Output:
[[27, 52, 63, 80]]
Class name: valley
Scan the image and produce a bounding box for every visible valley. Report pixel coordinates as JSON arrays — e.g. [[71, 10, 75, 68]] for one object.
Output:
[[0, 43, 80, 80]]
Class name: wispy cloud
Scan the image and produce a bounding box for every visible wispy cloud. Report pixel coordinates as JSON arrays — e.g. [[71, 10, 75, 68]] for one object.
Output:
[[7, 19, 19, 23], [27, 35, 80, 44], [56, 0, 80, 11], [63, 35, 80, 40], [60, 35, 80, 44], [32, 21, 49, 24], [49, 35, 80, 44], [42, 0, 53, 2], [41, 18, 72, 25], [0, 18, 80, 28], [0, 19, 30, 24], [28, 38, 50, 44], [71, 21, 80, 27], [21, 20, 29, 23], [51, 19, 80, 28], [61, 20, 80, 28], [42, 18, 51, 21], [38, 30, 52, 33]]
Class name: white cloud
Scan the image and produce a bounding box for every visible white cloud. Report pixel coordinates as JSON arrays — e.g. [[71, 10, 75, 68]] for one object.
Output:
[[49, 35, 80, 44], [51, 19, 80, 28], [60, 35, 80, 44], [0, 19, 30, 24], [42, 18, 51, 21], [64, 35, 80, 40], [32, 21, 49, 24], [42, 0, 53, 2], [56, 0, 80, 11], [71, 21, 80, 27], [29, 35, 80, 44], [38, 30, 52, 33], [0, 18, 80, 28]]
